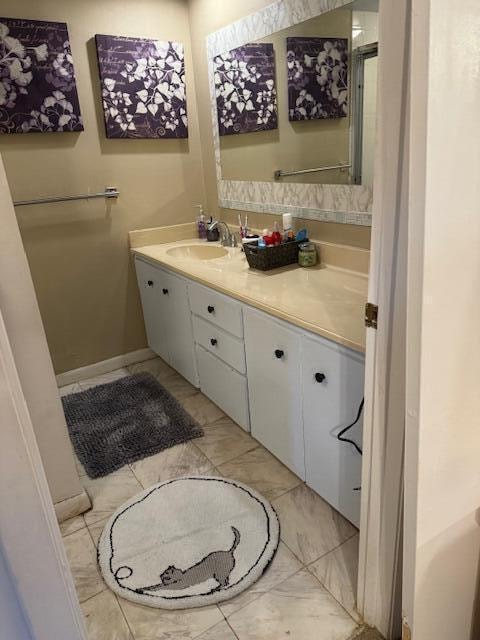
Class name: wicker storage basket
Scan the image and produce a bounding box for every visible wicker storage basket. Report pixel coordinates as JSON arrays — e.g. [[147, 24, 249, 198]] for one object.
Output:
[[243, 239, 304, 271]]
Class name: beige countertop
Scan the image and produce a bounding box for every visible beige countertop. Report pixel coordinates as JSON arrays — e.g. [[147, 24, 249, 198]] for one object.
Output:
[[132, 237, 367, 353]]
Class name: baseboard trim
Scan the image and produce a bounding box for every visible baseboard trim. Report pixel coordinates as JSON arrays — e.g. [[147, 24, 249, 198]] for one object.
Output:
[[56, 348, 156, 387], [55, 489, 91, 523]]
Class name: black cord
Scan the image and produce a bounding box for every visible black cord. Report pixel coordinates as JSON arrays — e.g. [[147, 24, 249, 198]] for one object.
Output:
[[337, 398, 364, 456]]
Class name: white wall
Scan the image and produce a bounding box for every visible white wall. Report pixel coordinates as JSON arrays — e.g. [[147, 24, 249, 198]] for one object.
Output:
[[360, 56, 377, 189], [0, 545, 32, 640], [0, 304, 87, 640], [352, 10, 378, 47], [352, 10, 378, 189], [404, 0, 480, 637], [0, 154, 84, 507]]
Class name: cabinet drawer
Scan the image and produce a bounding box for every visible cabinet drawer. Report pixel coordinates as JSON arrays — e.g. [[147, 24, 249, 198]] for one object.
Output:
[[195, 345, 250, 432], [188, 283, 243, 338], [193, 315, 246, 374]]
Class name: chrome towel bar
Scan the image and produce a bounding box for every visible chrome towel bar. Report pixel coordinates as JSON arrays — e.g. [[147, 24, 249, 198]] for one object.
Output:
[[274, 163, 351, 180], [13, 186, 119, 207]]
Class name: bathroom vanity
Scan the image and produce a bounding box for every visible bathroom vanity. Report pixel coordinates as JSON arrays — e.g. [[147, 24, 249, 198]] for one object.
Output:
[[133, 236, 366, 526]]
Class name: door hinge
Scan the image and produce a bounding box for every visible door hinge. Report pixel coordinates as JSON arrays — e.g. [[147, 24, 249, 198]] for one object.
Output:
[[365, 302, 378, 329], [402, 619, 412, 640]]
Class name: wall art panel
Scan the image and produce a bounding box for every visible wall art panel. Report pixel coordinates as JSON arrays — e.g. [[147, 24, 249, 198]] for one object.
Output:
[[214, 43, 277, 136], [287, 36, 348, 121], [95, 34, 188, 139], [0, 18, 83, 134]]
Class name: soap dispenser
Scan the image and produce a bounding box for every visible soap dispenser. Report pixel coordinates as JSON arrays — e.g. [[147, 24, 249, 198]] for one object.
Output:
[[194, 204, 207, 240]]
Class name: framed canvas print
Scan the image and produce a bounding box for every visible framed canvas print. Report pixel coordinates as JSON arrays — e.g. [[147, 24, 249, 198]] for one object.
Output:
[[0, 17, 83, 133], [95, 34, 188, 139], [214, 43, 277, 136], [287, 36, 348, 121]]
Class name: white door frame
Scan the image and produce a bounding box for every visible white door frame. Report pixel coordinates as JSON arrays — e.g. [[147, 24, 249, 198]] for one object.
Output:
[[357, 1, 410, 637], [0, 306, 87, 640]]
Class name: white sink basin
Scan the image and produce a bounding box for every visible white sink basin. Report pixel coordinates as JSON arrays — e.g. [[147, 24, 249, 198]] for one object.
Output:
[[166, 244, 228, 261]]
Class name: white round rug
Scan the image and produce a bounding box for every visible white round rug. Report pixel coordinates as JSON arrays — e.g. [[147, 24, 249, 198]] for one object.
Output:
[[97, 476, 280, 609]]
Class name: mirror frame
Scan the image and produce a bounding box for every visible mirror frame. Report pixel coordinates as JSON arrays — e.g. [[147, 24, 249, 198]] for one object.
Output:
[[207, 0, 373, 226]]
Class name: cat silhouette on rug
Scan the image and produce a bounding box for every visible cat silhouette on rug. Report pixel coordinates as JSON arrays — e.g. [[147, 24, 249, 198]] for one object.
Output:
[[136, 526, 241, 594]]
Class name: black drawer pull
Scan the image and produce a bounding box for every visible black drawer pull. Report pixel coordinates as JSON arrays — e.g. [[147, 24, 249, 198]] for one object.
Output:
[[315, 372, 326, 383], [162, 288, 169, 295], [210, 338, 218, 346], [207, 305, 215, 314], [147, 280, 154, 287], [275, 349, 284, 359]]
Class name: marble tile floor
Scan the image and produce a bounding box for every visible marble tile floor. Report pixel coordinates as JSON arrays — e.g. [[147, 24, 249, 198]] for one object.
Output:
[[61, 357, 370, 640]]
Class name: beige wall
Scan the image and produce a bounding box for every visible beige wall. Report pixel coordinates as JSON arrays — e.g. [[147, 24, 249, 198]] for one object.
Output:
[[0, 0, 370, 376], [220, 9, 352, 185], [188, 0, 371, 250], [0, 0, 205, 374]]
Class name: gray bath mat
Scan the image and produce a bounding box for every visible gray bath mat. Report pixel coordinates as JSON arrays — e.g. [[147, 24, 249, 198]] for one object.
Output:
[[62, 373, 203, 479], [97, 476, 280, 609]]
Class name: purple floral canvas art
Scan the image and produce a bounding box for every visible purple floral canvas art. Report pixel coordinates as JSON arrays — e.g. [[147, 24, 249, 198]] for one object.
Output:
[[0, 18, 83, 134], [95, 35, 188, 139], [214, 43, 277, 136], [287, 37, 348, 122]]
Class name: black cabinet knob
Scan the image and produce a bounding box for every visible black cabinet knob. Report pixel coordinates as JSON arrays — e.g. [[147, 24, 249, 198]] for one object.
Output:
[[162, 288, 169, 295], [210, 338, 218, 346], [147, 280, 154, 287], [275, 349, 284, 359], [207, 305, 215, 314], [315, 372, 326, 383]]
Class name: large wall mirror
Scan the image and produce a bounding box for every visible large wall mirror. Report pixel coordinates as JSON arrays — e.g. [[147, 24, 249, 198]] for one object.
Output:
[[207, 0, 379, 226]]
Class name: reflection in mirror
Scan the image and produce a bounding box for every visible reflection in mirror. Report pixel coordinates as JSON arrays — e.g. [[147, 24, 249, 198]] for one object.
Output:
[[215, 0, 378, 188]]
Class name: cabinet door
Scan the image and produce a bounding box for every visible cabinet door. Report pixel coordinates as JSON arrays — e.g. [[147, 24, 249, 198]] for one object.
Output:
[[302, 334, 365, 526], [134, 257, 170, 363], [244, 308, 304, 479], [161, 270, 198, 387]]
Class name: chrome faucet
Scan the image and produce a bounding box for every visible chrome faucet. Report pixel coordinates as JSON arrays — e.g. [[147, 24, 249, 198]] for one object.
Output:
[[207, 220, 237, 247]]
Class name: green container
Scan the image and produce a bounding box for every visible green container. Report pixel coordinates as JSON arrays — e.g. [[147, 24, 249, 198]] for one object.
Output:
[[298, 242, 318, 267]]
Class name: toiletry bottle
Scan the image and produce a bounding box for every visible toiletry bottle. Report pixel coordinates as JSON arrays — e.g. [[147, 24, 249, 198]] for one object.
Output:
[[198, 214, 207, 240], [272, 221, 282, 245], [263, 228, 273, 246], [282, 213, 295, 242], [195, 205, 207, 240]]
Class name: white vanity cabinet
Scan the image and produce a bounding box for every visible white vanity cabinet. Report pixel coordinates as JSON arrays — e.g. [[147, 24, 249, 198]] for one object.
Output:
[[135, 257, 198, 386], [135, 255, 366, 525], [302, 334, 365, 527], [244, 308, 305, 479]]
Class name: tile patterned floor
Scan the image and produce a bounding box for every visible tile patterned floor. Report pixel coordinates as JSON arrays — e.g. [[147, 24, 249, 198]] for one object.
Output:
[[61, 357, 367, 640]]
